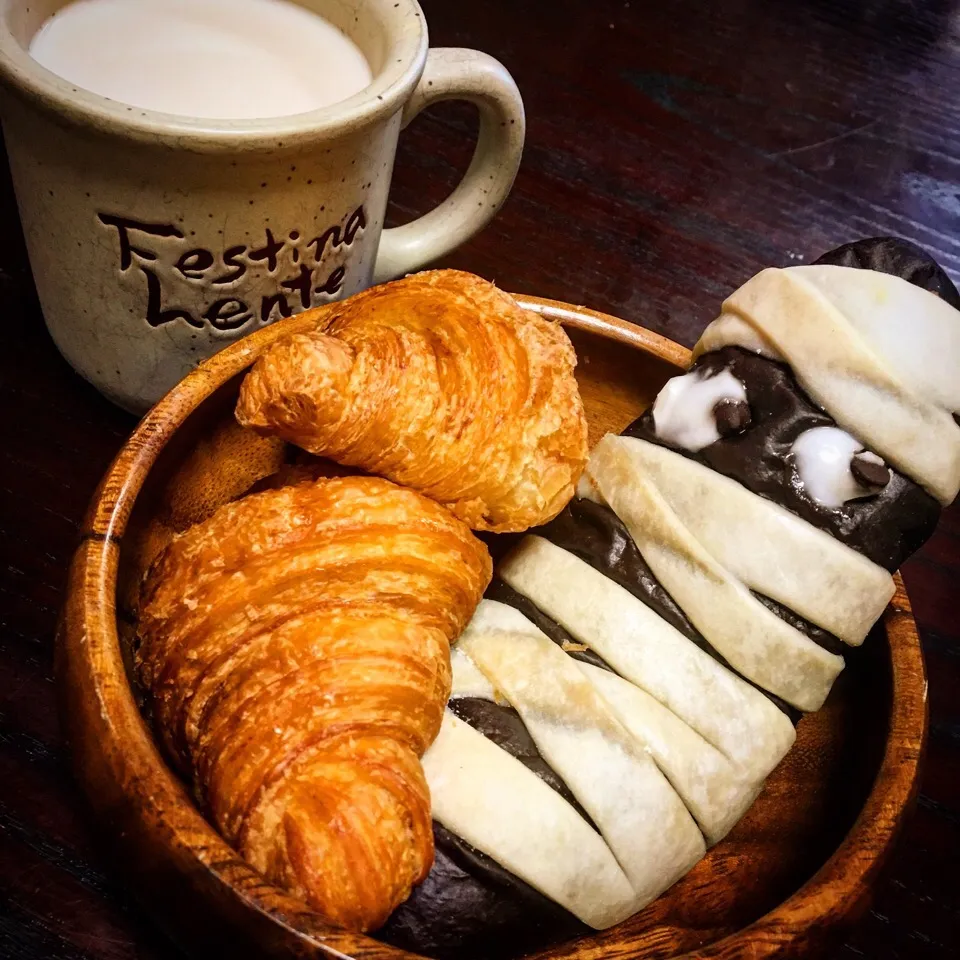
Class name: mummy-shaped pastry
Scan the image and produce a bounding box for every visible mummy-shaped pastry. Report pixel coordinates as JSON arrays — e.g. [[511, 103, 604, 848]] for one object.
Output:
[[378, 238, 960, 960]]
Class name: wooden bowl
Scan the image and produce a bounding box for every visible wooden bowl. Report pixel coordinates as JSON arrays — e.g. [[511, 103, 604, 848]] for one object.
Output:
[[58, 296, 928, 960]]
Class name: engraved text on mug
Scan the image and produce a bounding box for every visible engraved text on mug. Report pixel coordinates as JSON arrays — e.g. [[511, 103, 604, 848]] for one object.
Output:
[[97, 205, 367, 333]]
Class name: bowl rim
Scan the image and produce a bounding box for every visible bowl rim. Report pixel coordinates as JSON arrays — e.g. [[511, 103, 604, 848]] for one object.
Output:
[[58, 294, 928, 960]]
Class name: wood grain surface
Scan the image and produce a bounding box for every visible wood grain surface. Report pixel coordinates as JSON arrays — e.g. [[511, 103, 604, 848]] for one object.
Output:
[[1, 0, 959, 958]]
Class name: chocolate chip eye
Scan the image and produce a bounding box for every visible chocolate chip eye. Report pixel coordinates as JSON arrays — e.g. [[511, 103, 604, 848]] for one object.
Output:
[[850, 452, 890, 489], [713, 398, 752, 437]]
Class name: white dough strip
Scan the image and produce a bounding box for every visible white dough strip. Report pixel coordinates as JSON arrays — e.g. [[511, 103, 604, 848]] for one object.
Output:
[[699, 267, 960, 504], [457, 600, 763, 844], [608, 435, 894, 645], [458, 601, 705, 907], [498, 536, 796, 779], [449, 644, 498, 700], [422, 711, 640, 929], [576, 662, 762, 845], [585, 436, 845, 712], [792, 265, 960, 416]]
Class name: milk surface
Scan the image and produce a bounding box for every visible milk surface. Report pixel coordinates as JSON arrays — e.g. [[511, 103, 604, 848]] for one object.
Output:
[[29, 0, 373, 119]]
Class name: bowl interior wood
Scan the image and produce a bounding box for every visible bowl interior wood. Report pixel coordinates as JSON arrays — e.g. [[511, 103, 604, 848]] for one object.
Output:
[[59, 295, 927, 960]]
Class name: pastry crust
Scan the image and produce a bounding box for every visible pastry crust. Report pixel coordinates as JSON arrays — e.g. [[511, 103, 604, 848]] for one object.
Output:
[[699, 266, 960, 504], [136, 475, 492, 931], [235, 270, 588, 532]]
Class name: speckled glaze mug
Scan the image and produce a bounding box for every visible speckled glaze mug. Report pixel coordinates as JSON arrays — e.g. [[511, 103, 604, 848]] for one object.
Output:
[[0, 0, 524, 412]]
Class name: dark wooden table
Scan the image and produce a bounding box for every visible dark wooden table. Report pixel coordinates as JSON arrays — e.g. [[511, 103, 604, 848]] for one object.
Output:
[[2, 0, 959, 957]]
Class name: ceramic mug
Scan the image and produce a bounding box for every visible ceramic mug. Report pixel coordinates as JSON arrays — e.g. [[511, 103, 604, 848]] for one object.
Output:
[[0, 0, 524, 412]]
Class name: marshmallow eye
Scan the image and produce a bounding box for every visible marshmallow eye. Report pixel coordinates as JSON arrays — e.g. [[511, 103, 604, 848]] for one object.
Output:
[[791, 426, 890, 508], [652, 369, 750, 452]]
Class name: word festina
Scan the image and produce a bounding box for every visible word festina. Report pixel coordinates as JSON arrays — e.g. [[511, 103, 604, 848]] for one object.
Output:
[[98, 205, 366, 332]]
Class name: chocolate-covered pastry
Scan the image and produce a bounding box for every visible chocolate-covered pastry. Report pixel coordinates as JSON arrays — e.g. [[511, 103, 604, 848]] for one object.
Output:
[[380, 238, 960, 960], [625, 346, 939, 571], [379, 699, 590, 960], [380, 823, 587, 960]]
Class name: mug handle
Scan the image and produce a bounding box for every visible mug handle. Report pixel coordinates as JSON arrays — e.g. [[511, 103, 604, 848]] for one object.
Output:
[[373, 48, 525, 283]]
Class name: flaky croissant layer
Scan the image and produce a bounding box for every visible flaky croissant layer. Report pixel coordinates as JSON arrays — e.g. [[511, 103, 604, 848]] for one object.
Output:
[[236, 270, 589, 533], [136, 475, 492, 931]]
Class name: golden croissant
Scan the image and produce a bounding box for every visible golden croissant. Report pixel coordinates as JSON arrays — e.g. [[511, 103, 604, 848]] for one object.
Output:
[[135, 475, 492, 931], [235, 270, 589, 532]]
